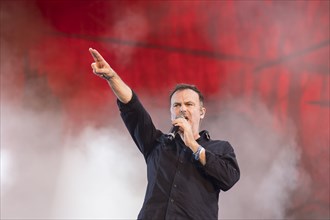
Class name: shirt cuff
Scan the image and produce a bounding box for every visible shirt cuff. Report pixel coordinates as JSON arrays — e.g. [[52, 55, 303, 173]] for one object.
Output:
[[116, 90, 139, 113], [203, 149, 217, 170]]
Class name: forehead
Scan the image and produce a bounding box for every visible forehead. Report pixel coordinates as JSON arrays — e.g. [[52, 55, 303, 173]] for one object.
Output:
[[170, 89, 200, 103]]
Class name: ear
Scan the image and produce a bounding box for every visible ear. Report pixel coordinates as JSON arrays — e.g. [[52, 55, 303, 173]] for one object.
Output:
[[200, 107, 206, 119]]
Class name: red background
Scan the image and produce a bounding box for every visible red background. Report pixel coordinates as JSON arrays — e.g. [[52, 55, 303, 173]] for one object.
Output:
[[1, 0, 329, 218]]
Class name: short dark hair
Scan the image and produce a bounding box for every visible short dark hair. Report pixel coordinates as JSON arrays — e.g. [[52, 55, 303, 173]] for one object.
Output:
[[169, 83, 204, 105]]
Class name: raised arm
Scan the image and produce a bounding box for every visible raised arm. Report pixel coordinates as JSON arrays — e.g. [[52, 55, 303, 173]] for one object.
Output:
[[89, 48, 132, 103]]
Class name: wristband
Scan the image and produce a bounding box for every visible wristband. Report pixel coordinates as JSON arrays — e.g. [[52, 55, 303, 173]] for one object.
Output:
[[101, 74, 113, 81], [193, 146, 204, 161]]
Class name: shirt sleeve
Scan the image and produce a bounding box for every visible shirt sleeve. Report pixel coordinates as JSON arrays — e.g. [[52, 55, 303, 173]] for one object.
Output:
[[202, 141, 240, 191], [117, 91, 161, 160]]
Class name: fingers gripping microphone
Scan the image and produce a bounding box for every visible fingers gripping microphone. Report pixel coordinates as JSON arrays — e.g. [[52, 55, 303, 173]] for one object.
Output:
[[167, 125, 180, 141], [166, 114, 184, 141]]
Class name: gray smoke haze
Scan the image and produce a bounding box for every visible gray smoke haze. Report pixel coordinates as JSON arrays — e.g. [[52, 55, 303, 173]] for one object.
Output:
[[1, 101, 146, 219], [1, 92, 303, 219], [1, 1, 305, 218], [50, 126, 146, 218], [206, 97, 302, 219], [110, 5, 149, 66]]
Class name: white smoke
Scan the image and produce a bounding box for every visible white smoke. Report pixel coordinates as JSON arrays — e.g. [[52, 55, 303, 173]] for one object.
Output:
[[206, 97, 301, 219], [0, 1, 317, 219], [1, 93, 303, 219], [1, 103, 64, 218], [0, 101, 147, 219], [50, 126, 146, 219], [110, 6, 150, 66]]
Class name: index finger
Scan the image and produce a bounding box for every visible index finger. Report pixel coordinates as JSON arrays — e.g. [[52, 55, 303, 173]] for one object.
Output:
[[89, 48, 105, 62]]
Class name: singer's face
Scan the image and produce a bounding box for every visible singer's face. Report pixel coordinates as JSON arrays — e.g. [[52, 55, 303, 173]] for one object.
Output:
[[170, 89, 205, 135]]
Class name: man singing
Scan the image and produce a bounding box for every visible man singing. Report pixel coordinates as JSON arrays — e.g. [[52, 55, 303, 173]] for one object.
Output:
[[89, 48, 240, 220]]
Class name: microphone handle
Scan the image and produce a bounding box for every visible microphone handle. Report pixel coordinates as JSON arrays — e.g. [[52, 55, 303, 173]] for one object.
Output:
[[167, 125, 179, 140], [167, 114, 184, 140]]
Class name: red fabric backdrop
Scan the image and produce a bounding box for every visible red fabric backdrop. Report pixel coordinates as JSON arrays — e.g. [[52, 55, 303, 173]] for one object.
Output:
[[1, 0, 329, 218]]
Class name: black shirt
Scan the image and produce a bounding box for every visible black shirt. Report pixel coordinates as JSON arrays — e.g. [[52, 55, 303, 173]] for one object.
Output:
[[117, 92, 240, 220]]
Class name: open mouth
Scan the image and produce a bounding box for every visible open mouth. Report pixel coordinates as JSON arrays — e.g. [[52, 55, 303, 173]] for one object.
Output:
[[177, 114, 189, 121], [176, 114, 189, 121]]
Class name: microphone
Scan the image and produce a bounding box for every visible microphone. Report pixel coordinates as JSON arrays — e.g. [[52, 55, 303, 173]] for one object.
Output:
[[166, 114, 184, 141], [167, 125, 180, 141]]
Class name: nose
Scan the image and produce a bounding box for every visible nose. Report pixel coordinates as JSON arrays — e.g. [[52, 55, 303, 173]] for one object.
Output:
[[180, 105, 187, 113]]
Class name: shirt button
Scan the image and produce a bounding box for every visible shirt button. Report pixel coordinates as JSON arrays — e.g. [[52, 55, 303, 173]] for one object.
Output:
[[174, 184, 177, 188], [170, 199, 174, 203], [179, 160, 183, 163]]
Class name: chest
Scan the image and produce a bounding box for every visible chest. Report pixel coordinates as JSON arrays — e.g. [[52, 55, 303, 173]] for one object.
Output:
[[146, 138, 205, 182]]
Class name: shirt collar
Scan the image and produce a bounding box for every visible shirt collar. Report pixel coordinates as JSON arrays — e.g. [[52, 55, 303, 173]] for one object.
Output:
[[197, 130, 211, 142]]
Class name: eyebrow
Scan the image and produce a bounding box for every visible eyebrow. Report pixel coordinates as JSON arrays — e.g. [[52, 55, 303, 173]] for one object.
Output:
[[172, 101, 195, 105]]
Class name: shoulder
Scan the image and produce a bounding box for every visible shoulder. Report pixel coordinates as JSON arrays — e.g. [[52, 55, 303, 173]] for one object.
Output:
[[205, 139, 235, 154]]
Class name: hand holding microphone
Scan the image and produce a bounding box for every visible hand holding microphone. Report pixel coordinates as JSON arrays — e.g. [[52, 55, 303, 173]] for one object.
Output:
[[167, 114, 185, 141]]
